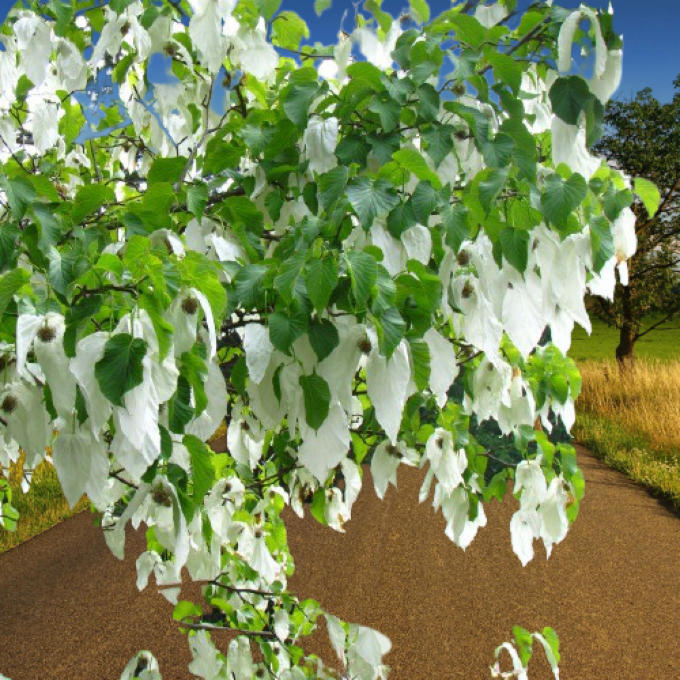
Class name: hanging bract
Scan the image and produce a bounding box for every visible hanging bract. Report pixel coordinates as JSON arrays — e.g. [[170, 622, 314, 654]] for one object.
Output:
[[0, 0, 649, 677]]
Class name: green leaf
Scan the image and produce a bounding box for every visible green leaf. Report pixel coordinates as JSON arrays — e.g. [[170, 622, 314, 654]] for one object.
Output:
[[368, 92, 401, 133], [449, 15, 487, 50], [318, 166, 349, 211], [299, 373, 331, 430], [442, 204, 471, 253], [499, 227, 530, 273], [51, 0, 75, 36], [336, 135, 370, 167], [409, 181, 439, 223], [634, 177, 660, 217], [308, 319, 340, 362], [584, 96, 605, 147], [203, 138, 244, 174], [314, 0, 332, 15], [512, 625, 534, 667], [271, 11, 309, 51], [409, 0, 430, 23], [282, 82, 318, 127], [268, 311, 307, 355], [139, 293, 174, 360], [0, 269, 30, 318], [477, 167, 508, 214], [347, 178, 399, 228], [256, 0, 282, 20], [484, 50, 522, 94], [408, 338, 431, 391], [417, 83, 440, 122], [0, 176, 36, 220], [541, 173, 587, 227], [346, 250, 378, 306], [483, 133, 515, 169], [549, 76, 593, 126], [373, 307, 406, 359], [421, 123, 454, 167], [72, 184, 116, 224], [234, 264, 269, 308], [148, 157, 186, 185], [94, 334, 147, 407], [183, 435, 215, 505], [46, 247, 77, 297], [187, 183, 209, 219], [169, 375, 194, 433], [347, 62, 386, 92], [387, 201, 417, 239], [305, 257, 338, 312], [541, 628, 561, 667], [274, 250, 307, 304], [589, 215, 614, 273], [603, 188, 633, 221], [392, 149, 442, 189]]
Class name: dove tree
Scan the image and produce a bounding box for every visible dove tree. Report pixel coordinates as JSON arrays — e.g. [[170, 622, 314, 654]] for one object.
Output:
[[0, 0, 648, 678]]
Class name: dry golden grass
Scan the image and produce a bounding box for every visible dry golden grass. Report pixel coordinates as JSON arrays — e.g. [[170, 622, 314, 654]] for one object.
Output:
[[577, 359, 680, 457], [0, 451, 90, 554], [574, 358, 680, 509]]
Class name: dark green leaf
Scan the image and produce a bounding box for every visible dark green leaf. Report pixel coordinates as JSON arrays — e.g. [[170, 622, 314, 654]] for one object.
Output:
[[409, 181, 439, 223], [308, 319, 340, 362], [347, 177, 399, 228], [318, 166, 349, 211], [387, 201, 417, 239], [71, 184, 115, 224], [94, 334, 147, 407], [346, 250, 378, 306], [549, 76, 593, 126], [305, 257, 338, 312], [0, 176, 36, 220], [541, 173, 587, 227], [499, 227, 530, 273], [299, 373, 331, 430], [268, 311, 307, 355], [368, 92, 401, 133], [183, 435, 215, 504], [148, 157, 187, 184]]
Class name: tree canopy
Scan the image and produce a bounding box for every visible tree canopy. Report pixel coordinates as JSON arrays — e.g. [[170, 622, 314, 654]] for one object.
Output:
[[0, 0, 645, 677]]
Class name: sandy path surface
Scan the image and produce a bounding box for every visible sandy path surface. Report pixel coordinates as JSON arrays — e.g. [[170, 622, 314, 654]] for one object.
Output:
[[1, 446, 679, 679]]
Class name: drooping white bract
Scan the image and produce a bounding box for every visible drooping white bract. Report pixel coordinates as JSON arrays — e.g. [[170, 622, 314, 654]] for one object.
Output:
[[302, 117, 339, 176], [557, 6, 607, 79], [188, 0, 237, 73], [353, 22, 402, 70], [475, 2, 509, 28], [14, 12, 53, 88], [233, 18, 279, 82]]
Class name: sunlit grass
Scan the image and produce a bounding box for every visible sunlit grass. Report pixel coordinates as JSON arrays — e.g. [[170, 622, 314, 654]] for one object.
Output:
[[573, 358, 680, 509], [0, 451, 90, 555]]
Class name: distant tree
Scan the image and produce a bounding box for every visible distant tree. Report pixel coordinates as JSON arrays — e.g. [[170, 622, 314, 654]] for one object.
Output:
[[591, 77, 680, 368]]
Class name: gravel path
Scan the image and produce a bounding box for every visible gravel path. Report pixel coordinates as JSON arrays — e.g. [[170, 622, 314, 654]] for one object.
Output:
[[1, 446, 679, 679]]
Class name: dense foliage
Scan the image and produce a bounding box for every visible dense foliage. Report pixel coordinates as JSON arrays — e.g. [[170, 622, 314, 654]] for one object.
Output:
[[590, 77, 680, 366], [0, 0, 651, 677]]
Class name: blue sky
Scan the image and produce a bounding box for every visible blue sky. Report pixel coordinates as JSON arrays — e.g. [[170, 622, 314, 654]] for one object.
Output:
[[0, 0, 678, 103]]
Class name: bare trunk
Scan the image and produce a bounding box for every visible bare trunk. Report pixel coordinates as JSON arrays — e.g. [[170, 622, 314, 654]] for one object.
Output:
[[616, 286, 636, 371]]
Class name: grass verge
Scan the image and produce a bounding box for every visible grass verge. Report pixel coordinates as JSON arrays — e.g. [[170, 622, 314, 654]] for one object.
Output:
[[0, 451, 90, 555], [573, 358, 680, 510]]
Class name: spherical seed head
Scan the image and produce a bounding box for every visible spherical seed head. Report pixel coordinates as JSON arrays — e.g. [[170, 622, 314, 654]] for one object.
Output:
[[121, 20, 130, 35], [1, 394, 17, 414], [461, 282, 473, 299], [357, 335, 372, 355], [255, 670, 266, 679], [436, 436, 444, 449], [254, 527, 263, 539], [37, 324, 57, 343], [135, 657, 149, 674], [386, 443, 399, 456], [152, 485, 173, 508], [457, 250, 470, 266], [452, 82, 467, 97], [181, 296, 199, 315], [224, 481, 233, 493], [454, 129, 468, 141], [163, 42, 176, 56]]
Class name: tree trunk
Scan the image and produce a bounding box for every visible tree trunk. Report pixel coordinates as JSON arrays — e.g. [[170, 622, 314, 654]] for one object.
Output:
[[615, 286, 636, 371]]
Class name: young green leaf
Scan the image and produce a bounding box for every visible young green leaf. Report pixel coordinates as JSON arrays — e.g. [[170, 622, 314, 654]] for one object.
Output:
[[299, 373, 331, 430]]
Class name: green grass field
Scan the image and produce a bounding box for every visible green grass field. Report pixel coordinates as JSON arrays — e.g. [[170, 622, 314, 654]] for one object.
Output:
[[570, 316, 680, 363]]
